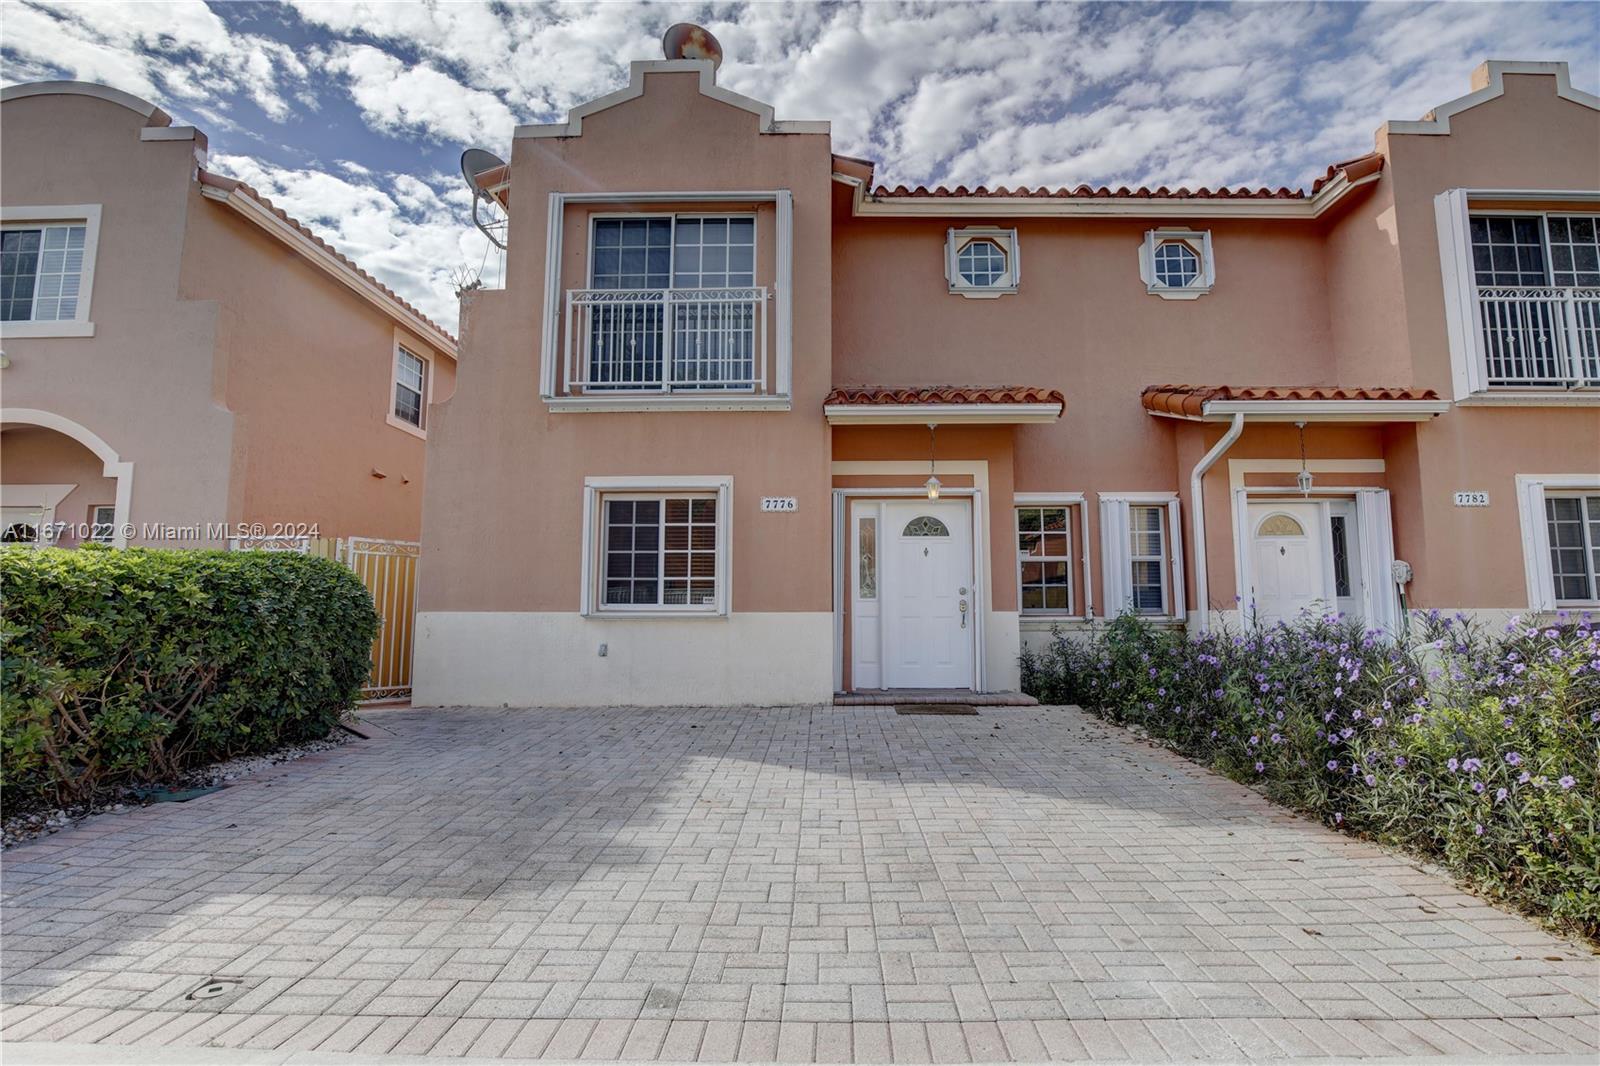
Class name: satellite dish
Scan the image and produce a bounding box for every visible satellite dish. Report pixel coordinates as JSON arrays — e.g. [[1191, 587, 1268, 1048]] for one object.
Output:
[[460, 147, 509, 250], [662, 23, 723, 69]]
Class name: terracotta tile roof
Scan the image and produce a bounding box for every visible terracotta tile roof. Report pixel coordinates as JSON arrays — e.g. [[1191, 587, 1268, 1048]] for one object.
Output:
[[1141, 384, 1441, 419], [197, 171, 458, 347], [826, 386, 1065, 407], [869, 152, 1384, 203]]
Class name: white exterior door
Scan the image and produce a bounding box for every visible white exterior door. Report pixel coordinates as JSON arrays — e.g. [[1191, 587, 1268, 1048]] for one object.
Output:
[[882, 499, 975, 689], [1250, 503, 1326, 625]]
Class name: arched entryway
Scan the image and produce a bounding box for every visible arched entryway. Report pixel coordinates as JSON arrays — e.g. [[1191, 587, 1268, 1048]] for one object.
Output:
[[0, 409, 134, 547]]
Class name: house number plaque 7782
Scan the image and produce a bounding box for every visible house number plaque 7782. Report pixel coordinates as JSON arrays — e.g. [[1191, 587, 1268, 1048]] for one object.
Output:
[[1453, 491, 1489, 507]]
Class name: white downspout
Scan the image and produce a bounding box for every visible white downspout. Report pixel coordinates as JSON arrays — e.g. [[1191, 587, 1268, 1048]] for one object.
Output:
[[1189, 411, 1245, 634]]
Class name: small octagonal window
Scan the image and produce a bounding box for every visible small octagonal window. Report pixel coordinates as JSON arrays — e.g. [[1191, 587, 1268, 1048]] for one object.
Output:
[[1153, 240, 1200, 288], [957, 239, 1007, 287]]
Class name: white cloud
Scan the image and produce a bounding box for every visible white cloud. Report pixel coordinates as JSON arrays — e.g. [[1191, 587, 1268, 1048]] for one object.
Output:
[[320, 43, 516, 148], [211, 152, 496, 329]]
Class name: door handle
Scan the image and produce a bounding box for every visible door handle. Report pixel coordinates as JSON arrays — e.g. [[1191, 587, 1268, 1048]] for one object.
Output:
[[959, 598, 969, 628]]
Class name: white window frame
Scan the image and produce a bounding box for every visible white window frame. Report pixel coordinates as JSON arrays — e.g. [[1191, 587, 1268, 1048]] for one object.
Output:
[[1013, 497, 1088, 617], [539, 190, 793, 412], [386, 331, 434, 438], [945, 226, 1019, 299], [1098, 492, 1186, 621], [1517, 474, 1600, 609], [89, 503, 117, 543], [1435, 188, 1600, 402], [0, 204, 102, 338], [581, 475, 732, 617], [1138, 229, 1215, 300]]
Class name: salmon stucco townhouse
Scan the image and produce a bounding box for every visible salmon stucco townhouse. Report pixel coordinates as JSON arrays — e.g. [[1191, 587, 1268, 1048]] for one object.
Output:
[[415, 48, 1600, 708], [0, 82, 458, 550]]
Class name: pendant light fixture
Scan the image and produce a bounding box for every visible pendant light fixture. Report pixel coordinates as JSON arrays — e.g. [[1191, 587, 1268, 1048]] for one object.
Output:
[[1295, 421, 1314, 497], [925, 423, 941, 499]]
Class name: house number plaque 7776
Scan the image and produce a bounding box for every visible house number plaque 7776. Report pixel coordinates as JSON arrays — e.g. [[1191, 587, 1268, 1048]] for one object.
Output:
[[760, 497, 798, 512]]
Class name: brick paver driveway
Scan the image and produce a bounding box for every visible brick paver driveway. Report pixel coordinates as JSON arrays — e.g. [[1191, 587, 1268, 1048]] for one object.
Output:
[[3, 705, 1596, 1063]]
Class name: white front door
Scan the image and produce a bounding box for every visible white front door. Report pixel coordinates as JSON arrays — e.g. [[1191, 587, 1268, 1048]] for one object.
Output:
[[1250, 502, 1327, 625], [882, 499, 975, 689]]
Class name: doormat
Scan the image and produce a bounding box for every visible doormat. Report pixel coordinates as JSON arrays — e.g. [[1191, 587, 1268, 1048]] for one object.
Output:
[[895, 704, 979, 715]]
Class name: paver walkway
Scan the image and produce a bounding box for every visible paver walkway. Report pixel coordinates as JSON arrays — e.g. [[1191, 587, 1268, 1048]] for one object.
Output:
[[3, 705, 1596, 1062]]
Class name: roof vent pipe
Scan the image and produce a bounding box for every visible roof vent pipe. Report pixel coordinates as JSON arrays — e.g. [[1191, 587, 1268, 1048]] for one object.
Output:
[[1189, 411, 1245, 634]]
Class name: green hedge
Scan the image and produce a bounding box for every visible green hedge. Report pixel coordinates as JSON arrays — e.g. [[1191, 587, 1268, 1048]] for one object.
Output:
[[1, 546, 379, 808]]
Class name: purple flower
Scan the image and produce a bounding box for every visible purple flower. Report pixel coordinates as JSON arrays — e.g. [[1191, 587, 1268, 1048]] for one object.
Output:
[[1364, 775, 1377, 787], [1495, 787, 1508, 802], [1462, 758, 1482, 773], [1394, 756, 1407, 769], [1255, 762, 1265, 773], [1518, 771, 1532, 784], [1327, 760, 1340, 771], [1447, 758, 1459, 772], [1472, 781, 1485, 793], [1559, 775, 1576, 790], [1505, 752, 1522, 766], [1474, 824, 1484, 836]]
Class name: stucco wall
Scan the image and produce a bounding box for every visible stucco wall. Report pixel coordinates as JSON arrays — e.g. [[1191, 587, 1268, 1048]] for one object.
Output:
[[420, 69, 836, 618], [0, 92, 233, 543], [1382, 69, 1600, 609], [178, 198, 455, 541]]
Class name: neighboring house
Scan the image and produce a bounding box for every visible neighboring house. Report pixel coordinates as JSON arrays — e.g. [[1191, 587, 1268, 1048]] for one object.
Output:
[[411, 54, 1591, 707], [0, 82, 457, 550]]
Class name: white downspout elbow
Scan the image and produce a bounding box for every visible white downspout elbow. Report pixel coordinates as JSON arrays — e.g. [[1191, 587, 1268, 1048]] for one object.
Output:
[[1189, 411, 1245, 634]]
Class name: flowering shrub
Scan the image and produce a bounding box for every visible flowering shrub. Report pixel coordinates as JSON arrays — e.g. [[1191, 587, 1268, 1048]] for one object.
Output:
[[1022, 611, 1599, 938]]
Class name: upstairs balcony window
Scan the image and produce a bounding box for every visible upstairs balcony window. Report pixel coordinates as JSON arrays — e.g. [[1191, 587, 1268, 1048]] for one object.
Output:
[[1469, 213, 1600, 390], [568, 216, 764, 393]]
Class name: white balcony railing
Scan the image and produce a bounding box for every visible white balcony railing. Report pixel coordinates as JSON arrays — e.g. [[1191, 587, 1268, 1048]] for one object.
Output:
[[564, 287, 768, 393], [1477, 287, 1600, 388]]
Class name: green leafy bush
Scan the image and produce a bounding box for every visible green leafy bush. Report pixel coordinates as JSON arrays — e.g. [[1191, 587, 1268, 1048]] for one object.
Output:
[[2, 546, 378, 809], [1023, 611, 1599, 939]]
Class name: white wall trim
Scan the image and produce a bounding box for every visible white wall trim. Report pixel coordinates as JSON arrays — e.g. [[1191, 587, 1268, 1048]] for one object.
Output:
[[1199, 399, 1449, 421], [1, 81, 168, 122], [580, 475, 733, 618], [0, 204, 103, 338], [1138, 228, 1215, 300], [199, 183, 457, 356], [1098, 492, 1184, 622], [414, 611, 834, 707], [1515, 473, 1600, 611], [1228, 458, 1386, 493], [514, 60, 829, 139], [1384, 61, 1599, 137], [945, 226, 1020, 298], [539, 190, 794, 405], [0, 407, 133, 547]]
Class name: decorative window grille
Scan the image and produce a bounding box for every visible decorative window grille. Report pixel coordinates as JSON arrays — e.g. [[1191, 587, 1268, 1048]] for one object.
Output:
[[1330, 514, 1352, 598], [577, 216, 759, 392], [1468, 213, 1600, 388], [902, 515, 950, 537], [1152, 240, 1200, 288], [858, 517, 877, 598]]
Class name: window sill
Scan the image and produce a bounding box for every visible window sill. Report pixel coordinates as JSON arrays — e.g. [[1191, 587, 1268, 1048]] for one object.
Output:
[[547, 395, 791, 413], [948, 285, 1018, 300], [585, 610, 728, 620], [386, 413, 427, 439], [1145, 285, 1213, 301], [1457, 391, 1600, 406], [1, 320, 95, 339]]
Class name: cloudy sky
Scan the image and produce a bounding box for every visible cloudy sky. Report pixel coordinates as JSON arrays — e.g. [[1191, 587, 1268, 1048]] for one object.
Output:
[[3, 1, 1596, 327]]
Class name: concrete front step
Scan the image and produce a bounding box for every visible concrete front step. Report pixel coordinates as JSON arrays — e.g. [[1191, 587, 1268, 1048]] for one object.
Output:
[[832, 689, 1038, 706]]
